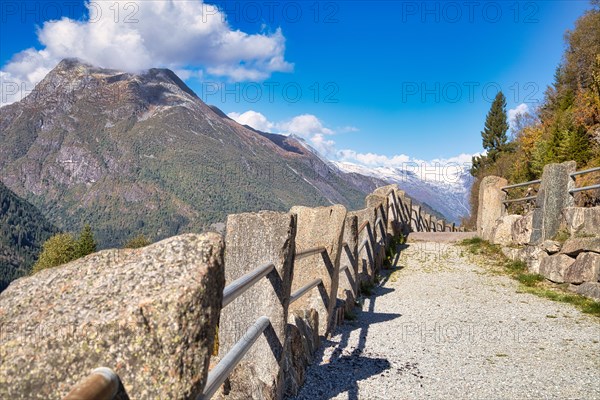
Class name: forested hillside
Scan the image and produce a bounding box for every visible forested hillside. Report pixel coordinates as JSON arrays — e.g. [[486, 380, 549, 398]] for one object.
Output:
[[467, 4, 600, 226], [0, 182, 59, 292]]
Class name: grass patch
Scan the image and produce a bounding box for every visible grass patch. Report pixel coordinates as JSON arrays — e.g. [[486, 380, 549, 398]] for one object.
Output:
[[516, 273, 545, 287], [458, 238, 600, 318], [553, 229, 570, 243]]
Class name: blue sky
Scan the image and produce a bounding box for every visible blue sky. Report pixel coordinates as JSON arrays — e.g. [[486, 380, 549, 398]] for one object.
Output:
[[0, 0, 593, 167]]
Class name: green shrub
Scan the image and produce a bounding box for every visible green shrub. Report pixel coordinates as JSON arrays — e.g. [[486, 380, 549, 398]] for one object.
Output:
[[32, 233, 78, 273], [123, 234, 152, 249]]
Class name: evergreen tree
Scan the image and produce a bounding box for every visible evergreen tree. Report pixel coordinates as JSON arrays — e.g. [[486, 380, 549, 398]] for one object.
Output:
[[481, 91, 509, 162], [76, 224, 97, 258], [33, 233, 78, 273]]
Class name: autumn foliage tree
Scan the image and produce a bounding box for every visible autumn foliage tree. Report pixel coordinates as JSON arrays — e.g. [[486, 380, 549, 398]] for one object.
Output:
[[465, 2, 600, 227]]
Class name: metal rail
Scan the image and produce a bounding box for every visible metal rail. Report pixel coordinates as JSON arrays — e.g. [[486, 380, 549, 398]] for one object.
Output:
[[570, 184, 600, 194], [501, 179, 542, 191], [63, 368, 120, 400], [289, 278, 323, 304], [222, 263, 275, 308], [502, 195, 537, 205], [295, 246, 326, 260], [200, 316, 270, 400], [570, 166, 600, 177]]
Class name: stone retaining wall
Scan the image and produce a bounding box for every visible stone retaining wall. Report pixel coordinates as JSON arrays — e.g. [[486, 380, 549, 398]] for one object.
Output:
[[479, 161, 600, 301], [0, 186, 458, 399]]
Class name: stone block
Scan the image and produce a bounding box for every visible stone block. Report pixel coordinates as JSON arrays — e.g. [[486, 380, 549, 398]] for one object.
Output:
[[512, 212, 533, 245], [0, 233, 224, 399], [530, 161, 577, 244], [477, 175, 508, 241], [338, 215, 358, 313], [539, 253, 576, 283], [563, 252, 600, 284], [518, 245, 549, 274], [283, 309, 319, 397], [219, 211, 296, 400], [563, 207, 600, 237], [490, 215, 521, 246], [561, 237, 600, 257], [575, 282, 600, 301], [349, 207, 377, 287], [540, 240, 561, 254], [289, 205, 346, 337]]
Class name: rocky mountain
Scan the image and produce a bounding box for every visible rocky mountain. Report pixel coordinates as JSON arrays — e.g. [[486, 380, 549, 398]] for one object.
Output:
[[0, 182, 59, 292], [0, 59, 378, 247], [333, 162, 474, 224]]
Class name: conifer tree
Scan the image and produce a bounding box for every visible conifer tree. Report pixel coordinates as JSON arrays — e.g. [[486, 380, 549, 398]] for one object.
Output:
[[76, 224, 97, 258], [481, 91, 509, 162]]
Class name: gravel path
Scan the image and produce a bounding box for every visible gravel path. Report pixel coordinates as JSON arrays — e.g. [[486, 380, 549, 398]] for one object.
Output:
[[289, 241, 600, 400]]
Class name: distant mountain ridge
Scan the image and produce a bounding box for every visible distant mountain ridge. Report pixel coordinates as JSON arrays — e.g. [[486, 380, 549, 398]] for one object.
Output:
[[333, 161, 473, 224], [0, 59, 388, 247]]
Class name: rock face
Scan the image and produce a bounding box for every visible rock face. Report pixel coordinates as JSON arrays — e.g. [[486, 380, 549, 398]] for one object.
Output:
[[530, 161, 576, 244], [511, 212, 533, 245], [0, 233, 224, 400], [490, 215, 521, 246], [563, 252, 600, 284], [560, 237, 600, 257], [539, 254, 576, 283], [218, 212, 296, 400], [563, 207, 600, 237], [477, 176, 508, 241], [289, 205, 346, 337]]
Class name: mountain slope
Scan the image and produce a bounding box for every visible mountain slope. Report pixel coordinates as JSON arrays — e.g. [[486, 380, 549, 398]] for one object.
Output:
[[0, 181, 59, 292], [0, 59, 371, 247]]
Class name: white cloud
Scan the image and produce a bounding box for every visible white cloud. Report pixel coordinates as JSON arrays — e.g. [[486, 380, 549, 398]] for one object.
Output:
[[508, 103, 529, 128], [279, 114, 334, 137], [310, 133, 336, 155], [228, 110, 274, 132], [1, 0, 293, 106], [337, 150, 411, 167], [227, 109, 479, 175], [227, 110, 337, 155]]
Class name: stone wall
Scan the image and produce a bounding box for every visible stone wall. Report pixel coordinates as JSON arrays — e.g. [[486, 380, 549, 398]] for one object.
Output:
[[0, 186, 459, 399], [0, 234, 224, 400], [480, 161, 600, 301]]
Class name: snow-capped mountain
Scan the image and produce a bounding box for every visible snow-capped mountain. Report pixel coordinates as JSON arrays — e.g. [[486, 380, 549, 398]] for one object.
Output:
[[332, 161, 474, 225]]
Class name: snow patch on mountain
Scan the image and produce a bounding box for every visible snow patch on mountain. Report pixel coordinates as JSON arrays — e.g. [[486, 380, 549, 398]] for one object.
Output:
[[332, 161, 474, 224]]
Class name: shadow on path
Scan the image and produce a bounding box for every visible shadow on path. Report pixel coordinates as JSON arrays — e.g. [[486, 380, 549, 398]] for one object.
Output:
[[288, 252, 408, 400]]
